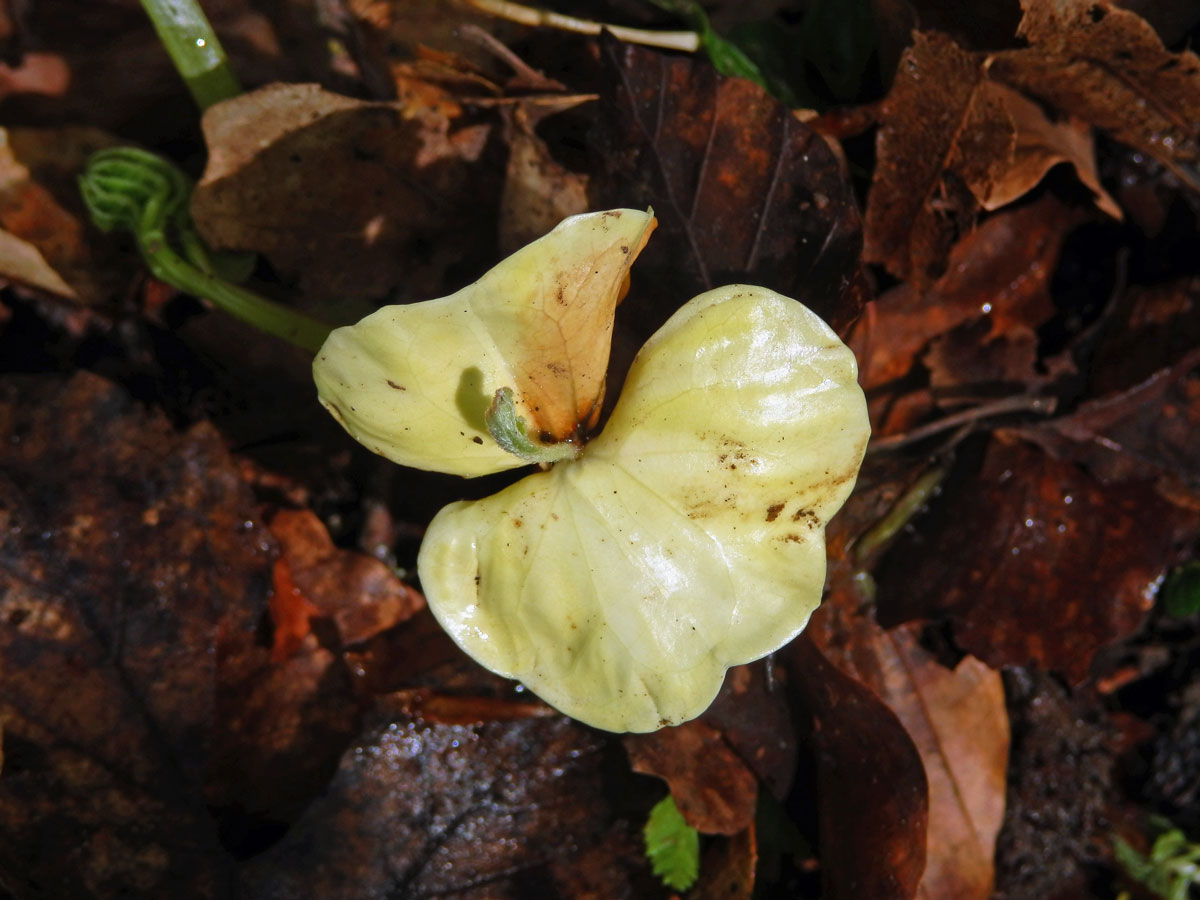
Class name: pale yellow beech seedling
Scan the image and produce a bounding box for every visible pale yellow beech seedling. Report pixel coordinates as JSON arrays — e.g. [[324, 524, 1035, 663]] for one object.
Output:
[[314, 209, 655, 477], [314, 213, 869, 732]]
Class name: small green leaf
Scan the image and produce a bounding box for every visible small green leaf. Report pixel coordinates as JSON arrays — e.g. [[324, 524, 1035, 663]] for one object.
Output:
[[1162, 562, 1200, 618], [644, 795, 700, 892]]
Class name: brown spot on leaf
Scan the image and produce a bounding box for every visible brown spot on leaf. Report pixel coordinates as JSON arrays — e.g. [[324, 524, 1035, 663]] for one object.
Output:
[[766, 503, 785, 522]]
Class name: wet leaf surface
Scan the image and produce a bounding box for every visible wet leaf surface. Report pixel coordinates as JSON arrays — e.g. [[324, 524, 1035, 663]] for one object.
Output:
[[238, 700, 650, 899], [875, 437, 1196, 683], [0, 372, 271, 898]]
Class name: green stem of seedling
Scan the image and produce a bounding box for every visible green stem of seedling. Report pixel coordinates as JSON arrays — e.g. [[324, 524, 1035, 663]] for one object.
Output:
[[486, 387, 582, 465], [139, 0, 242, 109], [79, 147, 332, 353]]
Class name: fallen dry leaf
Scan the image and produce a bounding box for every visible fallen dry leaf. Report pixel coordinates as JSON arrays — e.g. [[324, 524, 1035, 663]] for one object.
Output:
[[863, 31, 1116, 286], [991, 0, 1200, 194], [498, 99, 590, 255], [855, 193, 1084, 395], [591, 36, 865, 342], [191, 82, 494, 305], [0, 126, 129, 304], [0, 372, 272, 897], [692, 823, 757, 900], [269, 507, 424, 647], [875, 437, 1197, 683], [785, 636, 929, 900], [237, 701, 649, 899], [624, 718, 758, 836], [810, 573, 1008, 900]]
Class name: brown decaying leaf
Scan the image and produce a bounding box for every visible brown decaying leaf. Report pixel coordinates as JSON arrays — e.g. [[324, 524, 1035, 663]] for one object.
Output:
[[1008, 344, 1200, 509], [992, 0, 1200, 193], [591, 36, 864, 341], [0, 126, 129, 303], [810, 573, 1008, 900], [863, 31, 1002, 287], [238, 702, 650, 899], [855, 194, 1082, 394], [191, 82, 493, 305], [785, 636, 929, 900], [691, 823, 757, 900], [268, 508, 424, 647], [0, 372, 271, 897], [863, 30, 1116, 286], [875, 437, 1196, 683], [268, 555, 322, 661], [624, 718, 758, 836], [498, 99, 590, 255]]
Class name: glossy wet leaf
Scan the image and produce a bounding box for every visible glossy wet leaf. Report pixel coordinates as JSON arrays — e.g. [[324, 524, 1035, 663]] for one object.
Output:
[[418, 285, 869, 731], [313, 208, 655, 476]]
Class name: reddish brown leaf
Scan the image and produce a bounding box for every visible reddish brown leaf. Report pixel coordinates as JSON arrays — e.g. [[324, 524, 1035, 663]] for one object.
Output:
[[864, 29, 1119, 286], [392, 687, 557, 725], [624, 718, 758, 836], [591, 36, 864, 340], [0, 372, 271, 897], [269, 557, 321, 661], [875, 437, 1196, 682], [237, 702, 651, 899], [863, 31, 1002, 286], [268, 508, 424, 647], [1008, 345, 1200, 509], [192, 82, 495, 305], [784, 636, 929, 900], [810, 573, 1009, 900], [991, 0, 1200, 193]]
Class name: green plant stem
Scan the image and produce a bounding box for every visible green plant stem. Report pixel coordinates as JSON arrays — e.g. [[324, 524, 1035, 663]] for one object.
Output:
[[139, 0, 242, 108], [141, 234, 330, 353], [80, 147, 332, 353]]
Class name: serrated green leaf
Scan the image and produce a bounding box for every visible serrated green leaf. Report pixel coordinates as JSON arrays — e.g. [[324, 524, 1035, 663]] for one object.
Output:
[[644, 795, 700, 892]]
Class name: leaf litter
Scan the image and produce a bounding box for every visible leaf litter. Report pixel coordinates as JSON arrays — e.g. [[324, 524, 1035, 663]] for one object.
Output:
[[1, 0, 1200, 898]]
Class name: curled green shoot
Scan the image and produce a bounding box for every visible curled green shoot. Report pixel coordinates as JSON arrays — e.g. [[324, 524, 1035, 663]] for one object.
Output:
[[485, 387, 582, 465], [80, 147, 332, 353]]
